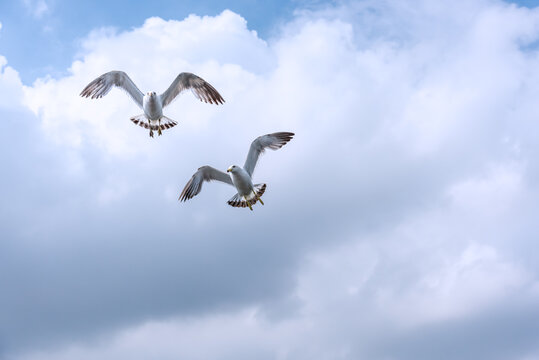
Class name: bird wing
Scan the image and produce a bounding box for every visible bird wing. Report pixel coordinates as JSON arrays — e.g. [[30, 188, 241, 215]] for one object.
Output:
[[179, 166, 233, 201], [243, 132, 295, 177], [80, 71, 144, 108], [160, 72, 225, 108]]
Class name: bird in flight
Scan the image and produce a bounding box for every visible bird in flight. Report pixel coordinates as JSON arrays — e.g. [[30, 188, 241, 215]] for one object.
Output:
[[80, 71, 225, 137], [179, 132, 294, 210]]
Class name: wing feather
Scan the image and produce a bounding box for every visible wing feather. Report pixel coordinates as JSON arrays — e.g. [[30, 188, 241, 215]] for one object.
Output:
[[243, 132, 295, 177], [160, 72, 225, 108], [80, 71, 144, 108], [179, 166, 233, 202]]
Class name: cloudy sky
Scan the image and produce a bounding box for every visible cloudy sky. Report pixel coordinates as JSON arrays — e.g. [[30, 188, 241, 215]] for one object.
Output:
[[1, 0, 539, 359]]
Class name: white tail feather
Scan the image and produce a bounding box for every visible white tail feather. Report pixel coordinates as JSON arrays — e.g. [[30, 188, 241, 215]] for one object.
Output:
[[227, 184, 266, 208], [130, 114, 178, 131]]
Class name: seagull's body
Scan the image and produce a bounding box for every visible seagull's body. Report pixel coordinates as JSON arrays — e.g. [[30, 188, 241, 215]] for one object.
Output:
[[143, 92, 163, 121], [179, 132, 294, 210], [80, 71, 224, 137], [229, 166, 255, 198]]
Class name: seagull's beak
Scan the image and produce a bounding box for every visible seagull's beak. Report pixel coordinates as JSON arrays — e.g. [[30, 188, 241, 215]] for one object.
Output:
[[227, 166, 232, 173]]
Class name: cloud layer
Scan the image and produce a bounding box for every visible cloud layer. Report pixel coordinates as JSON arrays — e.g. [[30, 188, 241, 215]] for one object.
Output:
[[2, 1, 539, 359]]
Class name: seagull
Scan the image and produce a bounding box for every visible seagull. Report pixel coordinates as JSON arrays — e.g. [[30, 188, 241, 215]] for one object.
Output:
[[80, 71, 224, 137], [179, 132, 295, 210]]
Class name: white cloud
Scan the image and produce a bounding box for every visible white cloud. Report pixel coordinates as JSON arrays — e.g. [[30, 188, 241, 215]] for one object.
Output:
[[6, 1, 539, 359], [359, 161, 539, 327], [24, 11, 270, 156], [375, 242, 532, 326], [23, 0, 49, 18]]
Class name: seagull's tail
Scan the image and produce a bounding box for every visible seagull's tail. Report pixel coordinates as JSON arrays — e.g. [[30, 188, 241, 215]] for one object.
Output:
[[227, 184, 266, 208], [130, 114, 178, 131]]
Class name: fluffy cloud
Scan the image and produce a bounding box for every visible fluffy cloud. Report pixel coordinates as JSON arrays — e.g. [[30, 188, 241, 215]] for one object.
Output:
[[24, 11, 271, 155], [3, 1, 539, 359]]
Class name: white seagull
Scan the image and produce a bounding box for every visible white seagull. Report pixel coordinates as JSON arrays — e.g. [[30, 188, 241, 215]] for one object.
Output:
[[80, 71, 224, 137], [179, 132, 295, 210]]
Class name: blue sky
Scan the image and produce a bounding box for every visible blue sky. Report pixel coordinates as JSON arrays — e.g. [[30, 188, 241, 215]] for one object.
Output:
[[1, 1, 539, 359]]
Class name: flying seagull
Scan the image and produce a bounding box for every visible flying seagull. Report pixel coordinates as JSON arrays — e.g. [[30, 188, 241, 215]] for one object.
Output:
[[179, 132, 295, 210], [80, 71, 224, 137]]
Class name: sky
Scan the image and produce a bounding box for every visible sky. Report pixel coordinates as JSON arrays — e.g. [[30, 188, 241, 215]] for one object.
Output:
[[1, 0, 539, 359]]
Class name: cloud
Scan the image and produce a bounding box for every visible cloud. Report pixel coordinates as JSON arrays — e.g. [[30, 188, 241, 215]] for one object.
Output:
[[22, 0, 49, 18], [3, 0, 539, 359], [10, 238, 539, 360], [23, 11, 272, 155], [0, 56, 24, 109]]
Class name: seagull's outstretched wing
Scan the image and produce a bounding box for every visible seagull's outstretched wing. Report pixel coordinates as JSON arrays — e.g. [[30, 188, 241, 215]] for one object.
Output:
[[80, 71, 144, 108], [160, 72, 225, 108], [179, 166, 233, 202], [243, 132, 295, 177]]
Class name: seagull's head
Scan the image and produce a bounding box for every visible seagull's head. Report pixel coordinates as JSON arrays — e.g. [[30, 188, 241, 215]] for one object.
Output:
[[146, 91, 156, 97], [227, 165, 239, 173]]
